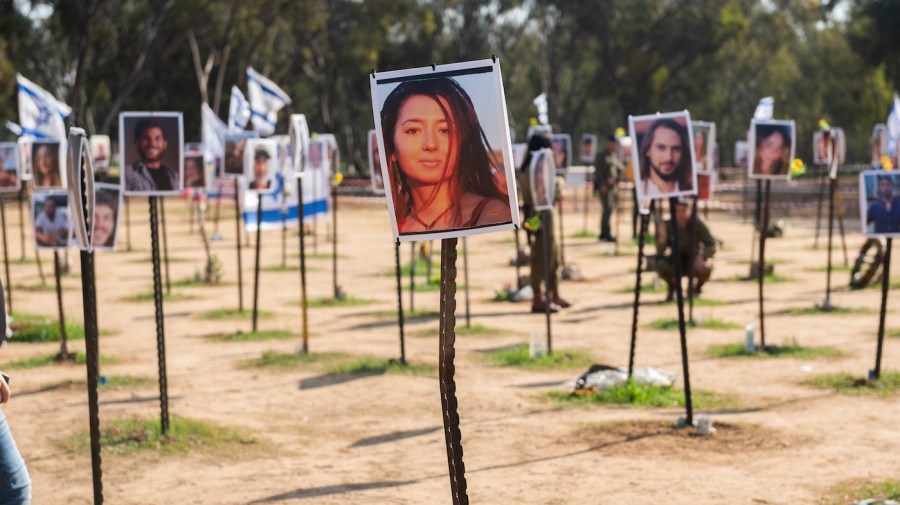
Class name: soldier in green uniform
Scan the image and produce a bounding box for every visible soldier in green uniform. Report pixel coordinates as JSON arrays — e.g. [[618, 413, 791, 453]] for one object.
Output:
[[594, 135, 622, 242], [654, 201, 717, 301], [517, 132, 571, 313]]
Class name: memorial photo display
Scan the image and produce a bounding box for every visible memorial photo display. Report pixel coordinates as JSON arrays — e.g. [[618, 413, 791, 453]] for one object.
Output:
[[31, 141, 64, 189], [367, 129, 384, 194], [370, 58, 519, 242], [119, 112, 184, 195], [244, 138, 279, 195], [32, 190, 73, 250], [0, 142, 20, 192], [551, 133, 571, 172], [629, 110, 697, 204], [691, 121, 715, 174], [579, 134, 597, 163], [859, 170, 900, 238], [748, 119, 796, 181], [529, 147, 556, 211]]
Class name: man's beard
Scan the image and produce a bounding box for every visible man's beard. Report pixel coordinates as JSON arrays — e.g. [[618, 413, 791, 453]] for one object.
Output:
[[651, 163, 678, 182]]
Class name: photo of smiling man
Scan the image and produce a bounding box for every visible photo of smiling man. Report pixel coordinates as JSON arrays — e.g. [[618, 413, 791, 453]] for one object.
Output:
[[629, 111, 696, 204], [119, 113, 183, 195]]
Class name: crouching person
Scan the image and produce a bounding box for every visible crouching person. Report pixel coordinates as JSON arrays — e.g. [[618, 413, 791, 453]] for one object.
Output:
[[652, 201, 716, 301]]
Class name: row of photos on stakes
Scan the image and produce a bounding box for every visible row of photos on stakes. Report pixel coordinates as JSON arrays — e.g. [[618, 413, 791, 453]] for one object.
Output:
[[367, 59, 899, 242], [0, 111, 336, 252], [3, 59, 899, 255]]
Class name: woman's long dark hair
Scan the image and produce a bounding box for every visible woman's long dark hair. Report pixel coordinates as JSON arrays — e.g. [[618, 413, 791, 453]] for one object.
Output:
[[754, 124, 791, 176], [380, 77, 505, 228]]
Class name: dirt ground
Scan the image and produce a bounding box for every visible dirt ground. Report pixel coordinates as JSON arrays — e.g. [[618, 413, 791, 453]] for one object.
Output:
[[2, 189, 898, 504]]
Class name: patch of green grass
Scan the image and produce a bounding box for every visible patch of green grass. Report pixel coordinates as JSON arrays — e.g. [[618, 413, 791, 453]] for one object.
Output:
[[58, 416, 264, 456], [243, 351, 349, 369], [128, 256, 188, 264], [708, 342, 844, 359], [168, 277, 229, 288], [482, 344, 593, 371], [805, 263, 853, 273], [14, 283, 61, 292], [261, 265, 299, 272], [199, 309, 273, 320], [544, 381, 741, 409], [28, 375, 153, 394], [646, 317, 741, 331], [632, 234, 656, 245], [306, 296, 375, 308], [887, 328, 900, 338], [294, 252, 349, 261], [614, 283, 667, 294], [802, 371, 900, 396], [374, 309, 440, 320], [570, 231, 597, 239], [9, 313, 85, 342], [327, 358, 434, 377], [2, 352, 117, 369], [381, 257, 434, 278], [723, 273, 792, 283], [824, 479, 900, 505], [735, 258, 791, 265], [210, 330, 296, 342], [121, 290, 197, 303], [414, 323, 509, 338], [777, 305, 869, 316]]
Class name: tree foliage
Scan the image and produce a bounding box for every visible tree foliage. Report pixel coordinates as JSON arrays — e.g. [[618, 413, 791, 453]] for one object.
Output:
[[0, 0, 893, 170]]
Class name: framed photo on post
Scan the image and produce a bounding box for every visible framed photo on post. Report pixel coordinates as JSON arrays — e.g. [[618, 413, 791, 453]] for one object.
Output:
[[93, 183, 122, 251], [579, 134, 597, 163], [31, 140, 65, 189], [0, 142, 21, 193], [551, 133, 571, 172], [369, 58, 519, 242], [691, 121, 715, 174], [367, 129, 385, 194], [32, 190, 73, 250], [859, 170, 900, 238], [871, 124, 887, 167], [529, 147, 556, 211], [748, 119, 795, 181], [119, 112, 184, 195], [223, 131, 257, 178], [90, 135, 111, 171], [629, 110, 697, 204], [244, 138, 279, 195]]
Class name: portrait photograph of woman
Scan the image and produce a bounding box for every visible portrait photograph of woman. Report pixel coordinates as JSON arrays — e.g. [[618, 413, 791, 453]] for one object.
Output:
[[691, 121, 715, 174], [32, 141, 63, 188], [370, 59, 518, 242], [749, 119, 795, 180]]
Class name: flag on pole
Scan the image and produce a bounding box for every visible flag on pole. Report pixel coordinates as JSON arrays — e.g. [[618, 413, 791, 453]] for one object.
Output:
[[227, 86, 251, 133], [17, 74, 71, 140], [886, 93, 900, 158], [246, 67, 291, 136], [753, 97, 774, 120], [533, 93, 548, 125], [201, 103, 227, 162]]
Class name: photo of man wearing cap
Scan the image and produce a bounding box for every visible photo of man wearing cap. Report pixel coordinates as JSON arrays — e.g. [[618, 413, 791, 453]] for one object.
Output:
[[244, 138, 278, 194]]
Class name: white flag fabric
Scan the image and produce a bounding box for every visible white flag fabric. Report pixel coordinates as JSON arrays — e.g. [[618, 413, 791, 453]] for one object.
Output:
[[17, 74, 71, 140], [201, 103, 227, 162], [227, 86, 251, 133], [753, 97, 774, 120], [246, 67, 291, 136], [533, 93, 549, 125], [886, 94, 900, 158]]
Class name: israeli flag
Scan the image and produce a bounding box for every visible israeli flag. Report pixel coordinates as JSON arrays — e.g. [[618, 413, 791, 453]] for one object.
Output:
[[533, 93, 549, 125], [246, 67, 291, 137], [17, 74, 71, 140], [886, 94, 900, 158], [201, 103, 227, 161], [753, 97, 774, 120], [227, 86, 251, 133]]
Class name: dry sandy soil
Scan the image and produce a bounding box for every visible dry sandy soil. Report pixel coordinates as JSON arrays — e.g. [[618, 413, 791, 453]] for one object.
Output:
[[1, 190, 898, 504]]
